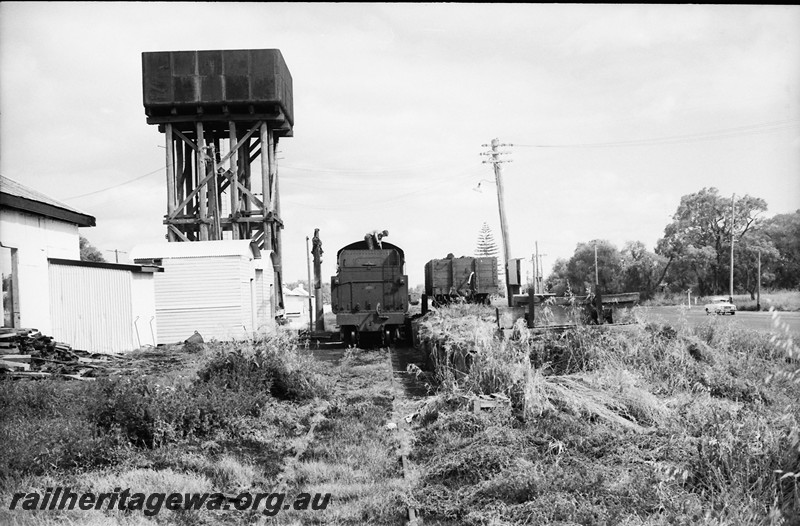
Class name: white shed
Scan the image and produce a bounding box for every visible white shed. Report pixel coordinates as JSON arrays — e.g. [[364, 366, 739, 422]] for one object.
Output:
[[130, 240, 275, 344], [283, 284, 315, 330], [48, 259, 161, 353], [1, 175, 95, 332]]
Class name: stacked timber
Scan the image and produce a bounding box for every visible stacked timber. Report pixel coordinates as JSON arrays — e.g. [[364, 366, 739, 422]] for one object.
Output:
[[0, 328, 114, 380]]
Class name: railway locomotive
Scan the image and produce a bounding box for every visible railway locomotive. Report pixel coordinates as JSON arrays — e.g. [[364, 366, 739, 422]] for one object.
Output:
[[331, 239, 409, 345]]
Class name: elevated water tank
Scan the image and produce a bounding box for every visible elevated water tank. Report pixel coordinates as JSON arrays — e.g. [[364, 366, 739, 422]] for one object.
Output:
[[142, 49, 293, 129]]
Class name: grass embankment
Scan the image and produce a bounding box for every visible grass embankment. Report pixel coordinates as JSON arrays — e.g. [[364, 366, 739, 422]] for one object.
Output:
[[409, 304, 800, 525], [0, 332, 409, 525]]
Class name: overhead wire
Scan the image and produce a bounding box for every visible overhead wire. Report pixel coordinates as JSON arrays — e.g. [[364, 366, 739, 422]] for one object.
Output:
[[60, 165, 168, 201], [55, 118, 796, 202], [282, 167, 488, 211], [514, 118, 800, 149], [280, 158, 454, 174]]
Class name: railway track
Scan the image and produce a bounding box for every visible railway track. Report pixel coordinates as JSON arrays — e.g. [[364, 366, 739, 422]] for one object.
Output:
[[298, 342, 429, 524]]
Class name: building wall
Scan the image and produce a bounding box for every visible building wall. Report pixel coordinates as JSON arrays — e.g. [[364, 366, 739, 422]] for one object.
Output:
[[254, 267, 275, 335], [49, 264, 144, 353], [132, 272, 158, 347], [0, 208, 80, 332], [284, 292, 315, 330], [152, 254, 274, 343]]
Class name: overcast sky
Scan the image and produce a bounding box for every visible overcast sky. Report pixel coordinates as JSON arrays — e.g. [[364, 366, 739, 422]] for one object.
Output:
[[2, 3, 798, 287]]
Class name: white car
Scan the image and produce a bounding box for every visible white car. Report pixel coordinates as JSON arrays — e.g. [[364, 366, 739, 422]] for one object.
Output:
[[704, 297, 736, 315]]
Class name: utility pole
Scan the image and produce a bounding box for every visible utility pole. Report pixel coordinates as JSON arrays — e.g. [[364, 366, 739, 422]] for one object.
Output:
[[594, 245, 599, 290], [730, 194, 735, 300], [103, 249, 127, 264], [594, 243, 603, 325], [756, 249, 761, 311], [481, 138, 515, 305], [538, 250, 547, 294], [533, 242, 547, 294], [305, 236, 313, 334], [312, 228, 324, 332]]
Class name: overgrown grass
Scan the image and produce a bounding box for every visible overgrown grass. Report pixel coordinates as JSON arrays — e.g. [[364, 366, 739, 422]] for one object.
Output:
[[0, 330, 333, 525], [646, 289, 800, 311], [732, 290, 800, 312], [410, 304, 800, 524]]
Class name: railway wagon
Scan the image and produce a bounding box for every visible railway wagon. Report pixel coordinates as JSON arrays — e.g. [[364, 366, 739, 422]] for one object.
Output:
[[424, 255, 498, 305], [331, 240, 409, 345]]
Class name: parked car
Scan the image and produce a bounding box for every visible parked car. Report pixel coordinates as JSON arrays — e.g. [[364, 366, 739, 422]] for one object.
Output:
[[704, 297, 736, 315]]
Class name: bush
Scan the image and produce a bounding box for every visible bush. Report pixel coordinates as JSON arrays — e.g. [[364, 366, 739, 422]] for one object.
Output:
[[198, 333, 330, 401], [0, 380, 127, 477], [89, 376, 272, 448]]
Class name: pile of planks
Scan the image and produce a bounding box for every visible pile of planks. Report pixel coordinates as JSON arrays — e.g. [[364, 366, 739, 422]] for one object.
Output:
[[0, 328, 115, 381]]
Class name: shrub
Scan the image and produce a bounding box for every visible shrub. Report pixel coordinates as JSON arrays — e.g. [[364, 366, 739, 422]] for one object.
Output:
[[90, 332, 329, 449], [198, 332, 330, 401], [0, 380, 127, 477]]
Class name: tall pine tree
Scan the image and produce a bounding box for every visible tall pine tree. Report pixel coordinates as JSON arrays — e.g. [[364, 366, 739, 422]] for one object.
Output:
[[475, 222, 503, 287], [475, 222, 499, 258]]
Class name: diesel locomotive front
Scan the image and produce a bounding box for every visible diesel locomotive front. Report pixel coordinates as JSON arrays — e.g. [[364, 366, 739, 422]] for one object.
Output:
[[331, 240, 409, 345]]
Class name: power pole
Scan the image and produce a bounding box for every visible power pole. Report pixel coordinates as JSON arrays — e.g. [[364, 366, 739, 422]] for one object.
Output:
[[103, 249, 127, 264], [537, 248, 547, 294], [756, 249, 761, 311], [594, 245, 599, 290], [533, 242, 547, 294], [312, 228, 324, 332], [730, 193, 735, 300], [481, 138, 515, 305], [305, 236, 313, 334]]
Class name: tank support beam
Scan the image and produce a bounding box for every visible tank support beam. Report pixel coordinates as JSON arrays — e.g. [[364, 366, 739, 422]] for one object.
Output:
[[160, 119, 285, 316]]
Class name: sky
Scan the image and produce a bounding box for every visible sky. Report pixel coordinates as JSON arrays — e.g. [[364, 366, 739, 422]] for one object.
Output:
[[2, 3, 799, 288]]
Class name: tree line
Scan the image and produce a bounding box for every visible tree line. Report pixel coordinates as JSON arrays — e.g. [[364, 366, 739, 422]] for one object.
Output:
[[545, 187, 800, 299]]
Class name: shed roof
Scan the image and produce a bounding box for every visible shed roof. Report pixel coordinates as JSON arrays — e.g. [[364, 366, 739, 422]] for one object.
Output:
[[283, 285, 310, 297], [48, 258, 164, 273], [0, 175, 95, 227], [130, 240, 263, 261]]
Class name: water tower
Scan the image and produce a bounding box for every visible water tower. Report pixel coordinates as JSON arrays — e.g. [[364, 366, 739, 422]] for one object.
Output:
[[142, 49, 293, 309]]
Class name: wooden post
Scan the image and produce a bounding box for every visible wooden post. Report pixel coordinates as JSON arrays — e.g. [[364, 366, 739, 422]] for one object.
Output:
[[312, 228, 324, 332], [208, 143, 221, 240], [306, 236, 313, 333], [535, 241, 540, 294], [594, 245, 602, 324], [488, 138, 516, 306], [730, 194, 735, 300], [184, 142, 195, 239], [229, 121, 240, 240], [260, 122, 271, 251], [165, 124, 176, 241], [756, 249, 761, 311], [527, 285, 535, 328], [273, 136, 282, 270], [196, 122, 209, 241], [242, 137, 252, 240], [175, 134, 185, 208]]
